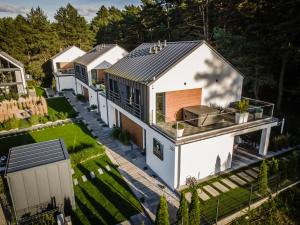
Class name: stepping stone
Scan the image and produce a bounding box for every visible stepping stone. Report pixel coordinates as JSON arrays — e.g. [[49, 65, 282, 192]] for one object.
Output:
[[252, 167, 259, 172], [90, 171, 96, 179], [238, 172, 254, 182], [185, 192, 192, 203], [197, 189, 210, 201], [229, 175, 247, 186], [245, 169, 258, 178], [221, 178, 238, 189], [105, 165, 111, 171], [71, 169, 75, 175], [73, 179, 78, 186], [82, 175, 87, 182], [212, 181, 229, 193], [98, 168, 103, 175], [203, 185, 220, 197]]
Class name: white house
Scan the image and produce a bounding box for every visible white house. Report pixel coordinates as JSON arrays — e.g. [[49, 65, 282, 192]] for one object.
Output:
[[102, 40, 278, 190], [0, 51, 27, 96], [51, 46, 86, 92], [73, 44, 128, 109]]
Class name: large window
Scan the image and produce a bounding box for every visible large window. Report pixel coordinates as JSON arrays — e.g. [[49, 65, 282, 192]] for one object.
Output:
[[91, 69, 97, 83], [153, 138, 163, 160], [156, 92, 165, 122]]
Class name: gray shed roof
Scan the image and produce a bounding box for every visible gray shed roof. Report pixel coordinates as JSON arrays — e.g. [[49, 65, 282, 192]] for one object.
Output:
[[0, 51, 24, 68], [105, 41, 203, 83], [75, 44, 117, 66], [6, 139, 69, 174]]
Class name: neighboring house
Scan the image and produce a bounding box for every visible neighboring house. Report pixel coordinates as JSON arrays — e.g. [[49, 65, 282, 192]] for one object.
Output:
[[74, 44, 128, 108], [5, 139, 75, 220], [102, 40, 278, 189], [51, 46, 86, 92], [0, 51, 27, 96]]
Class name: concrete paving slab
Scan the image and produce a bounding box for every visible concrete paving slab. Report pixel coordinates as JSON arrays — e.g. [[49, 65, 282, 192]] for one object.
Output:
[[197, 189, 210, 201], [212, 181, 229, 193], [238, 172, 254, 182], [221, 178, 238, 189], [229, 175, 247, 186], [98, 168, 103, 175], [203, 185, 220, 197], [73, 179, 78, 186], [90, 171, 96, 179], [82, 175, 87, 182], [245, 169, 258, 178], [106, 165, 111, 171], [185, 192, 191, 203], [71, 168, 75, 175]]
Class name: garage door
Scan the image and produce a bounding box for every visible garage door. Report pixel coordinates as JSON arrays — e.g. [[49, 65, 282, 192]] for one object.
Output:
[[120, 113, 143, 150]]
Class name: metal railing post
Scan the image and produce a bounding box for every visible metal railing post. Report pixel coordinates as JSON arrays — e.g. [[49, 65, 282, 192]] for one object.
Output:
[[248, 183, 253, 208]]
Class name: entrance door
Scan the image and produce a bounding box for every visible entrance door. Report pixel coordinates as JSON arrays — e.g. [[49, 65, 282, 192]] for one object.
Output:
[[82, 86, 89, 101]]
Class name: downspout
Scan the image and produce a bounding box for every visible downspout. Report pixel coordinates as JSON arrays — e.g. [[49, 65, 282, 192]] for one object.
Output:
[[176, 145, 182, 189], [96, 90, 101, 117]]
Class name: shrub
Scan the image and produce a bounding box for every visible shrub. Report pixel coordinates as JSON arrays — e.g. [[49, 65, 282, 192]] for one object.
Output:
[[189, 188, 200, 225], [236, 99, 249, 113], [259, 160, 268, 196], [279, 159, 287, 183], [119, 131, 130, 145], [172, 123, 184, 129], [90, 104, 97, 110], [269, 157, 279, 177], [29, 115, 40, 125], [48, 114, 58, 122], [111, 127, 121, 139], [76, 94, 85, 101], [57, 112, 67, 120], [155, 195, 169, 225], [288, 151, 298, 180], [271, 134, 291, 151], [19, 119, 30, 129], [3, 118, 19, 130], [39, 116, 48, 124], [177, 193, 189, 225]]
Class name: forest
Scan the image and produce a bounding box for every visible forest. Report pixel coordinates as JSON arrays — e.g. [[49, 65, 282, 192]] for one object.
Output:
[[0, 0, 299, 128]]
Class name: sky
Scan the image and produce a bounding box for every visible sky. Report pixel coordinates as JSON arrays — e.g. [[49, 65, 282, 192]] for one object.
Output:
[[0, 0, 141, 21]]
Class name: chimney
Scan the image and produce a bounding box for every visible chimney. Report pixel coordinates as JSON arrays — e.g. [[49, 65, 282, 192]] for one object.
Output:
[[164, 40, 167, 47]]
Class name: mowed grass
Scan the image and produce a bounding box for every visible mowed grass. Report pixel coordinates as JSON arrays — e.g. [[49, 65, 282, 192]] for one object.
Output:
[[0, 123, 142, 224], [0, 122, 103, 165], [72, 156, 142, 225], [47, 97, 77, 118]]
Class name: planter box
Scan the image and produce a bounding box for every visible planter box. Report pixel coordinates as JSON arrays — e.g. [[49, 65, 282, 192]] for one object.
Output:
[[176, 129, 184, 138], [235, 112, 249, 124], [254, 109, 263, 119]]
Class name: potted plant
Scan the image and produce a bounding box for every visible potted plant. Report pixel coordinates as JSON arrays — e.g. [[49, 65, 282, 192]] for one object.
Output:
[[235, 99, 249, 124], [254, 107, 263, 119], [172, 123, 184, 137]]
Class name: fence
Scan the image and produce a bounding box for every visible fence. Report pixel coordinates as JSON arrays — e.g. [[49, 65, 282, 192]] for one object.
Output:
[[200, 173, 296, 224]]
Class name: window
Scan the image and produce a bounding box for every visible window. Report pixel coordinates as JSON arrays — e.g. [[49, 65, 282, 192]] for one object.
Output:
[[113, 80, 119, 93], [153, 138, 163, 160], [135, 89, 140, 105], [109, 79, 113, 91], [91, 69, 97, 82]]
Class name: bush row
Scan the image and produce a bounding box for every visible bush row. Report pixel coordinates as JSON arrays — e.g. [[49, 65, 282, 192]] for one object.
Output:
[[111, 127, 130, 145], [0, 112, 68, 131]]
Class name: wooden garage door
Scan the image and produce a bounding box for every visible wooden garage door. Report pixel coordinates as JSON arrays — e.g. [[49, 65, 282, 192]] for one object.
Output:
[[82, 86, 89, 101], [120, 113, 143, 149]]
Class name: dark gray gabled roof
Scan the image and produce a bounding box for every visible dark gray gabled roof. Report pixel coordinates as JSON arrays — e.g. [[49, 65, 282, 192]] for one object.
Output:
[[105, 41, 203, 83], [6, 139, 69, 174], [74, 44, 117, 66], [0, 51, 24, 68]]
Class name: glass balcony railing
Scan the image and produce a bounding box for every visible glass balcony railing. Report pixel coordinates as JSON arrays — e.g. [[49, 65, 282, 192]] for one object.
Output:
[[152, 97, 276, 140]]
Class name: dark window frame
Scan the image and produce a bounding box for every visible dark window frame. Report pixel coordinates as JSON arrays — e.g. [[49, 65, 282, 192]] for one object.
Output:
[[153, 138, 163, 160]]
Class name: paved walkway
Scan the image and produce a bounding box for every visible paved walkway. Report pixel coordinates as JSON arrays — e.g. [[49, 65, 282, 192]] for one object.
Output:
[[64, 91, 179, 224]]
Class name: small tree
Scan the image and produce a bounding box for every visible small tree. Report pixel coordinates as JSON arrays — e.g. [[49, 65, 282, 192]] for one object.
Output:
[[189, 188, 200, 225], [279, 159, 287, 183], [269, 157, 279, 177], [177, 194, 189, 225], [288, 151, 298, 180], [155, 195, 169, 225], [259, 160, 268, 195]]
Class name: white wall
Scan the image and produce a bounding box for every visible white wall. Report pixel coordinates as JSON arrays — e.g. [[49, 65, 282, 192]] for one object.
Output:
[[99, 94, 108, 124], [86, 46, 128, 86], [52, 46, 86, 74], [149, 43, 243, 123], [178, 133, 234, 187], [56, 75, 75, 91]]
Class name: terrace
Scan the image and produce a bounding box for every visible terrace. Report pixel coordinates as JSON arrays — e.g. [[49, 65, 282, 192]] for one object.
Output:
[[152, 97, 278, 143]]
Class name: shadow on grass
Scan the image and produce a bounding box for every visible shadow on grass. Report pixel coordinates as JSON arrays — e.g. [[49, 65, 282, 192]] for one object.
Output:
[[77, 164, 140, 220], [0, 133, 36, 155], [68, 142, 94, 154]]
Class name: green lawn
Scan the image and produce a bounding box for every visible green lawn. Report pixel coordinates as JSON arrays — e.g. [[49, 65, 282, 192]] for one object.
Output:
[[0, 123, 142, 224], [0, 122, 103, 165], [47, 97, 77, 118], [72, 156, 142, 225], [35, 86, 46, 97]]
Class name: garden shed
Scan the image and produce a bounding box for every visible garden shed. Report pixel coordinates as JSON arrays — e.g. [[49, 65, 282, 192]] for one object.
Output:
[[5, 139, 75, 219]]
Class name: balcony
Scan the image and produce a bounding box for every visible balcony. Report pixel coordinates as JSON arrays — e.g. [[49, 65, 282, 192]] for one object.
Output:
[[107, 90, 143, 119], [56, 68, 75, 76], [152, 97, 278, 143]]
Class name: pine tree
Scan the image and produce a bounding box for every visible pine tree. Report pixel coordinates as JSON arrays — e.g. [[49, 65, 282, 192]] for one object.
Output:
[[155, 195, 169, 225], [270, 157, 279, 177], [189, 188, 200, 225], [259, 160, 268, 195], [280, 159, 287, 183], [288, 151, 298, 180], [177, 193, 189, 225]]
